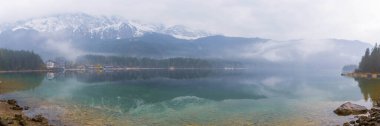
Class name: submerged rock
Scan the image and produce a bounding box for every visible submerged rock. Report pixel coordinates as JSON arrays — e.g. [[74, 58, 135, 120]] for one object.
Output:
[[31, 114, 47, 122], [0, 99, 51, 126], [14, 114, 23, 121], [23, 106, 29, 110], [14, 114, 27, 126], [18, 119, 26, 126], [349, 120, 355, 124], [6, 99, 16, 106], [5, 118, 13, 124], [0, 118, 8, 126], [10, 105, 23, 110], [334, 102, 368, 116]]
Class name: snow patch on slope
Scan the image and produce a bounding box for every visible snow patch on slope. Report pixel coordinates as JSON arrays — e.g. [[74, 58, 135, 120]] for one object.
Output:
[[1, 13, 212, 40]]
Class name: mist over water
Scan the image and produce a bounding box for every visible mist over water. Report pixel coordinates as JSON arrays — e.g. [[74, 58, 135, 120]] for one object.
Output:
[[0, 31, 371, 71]]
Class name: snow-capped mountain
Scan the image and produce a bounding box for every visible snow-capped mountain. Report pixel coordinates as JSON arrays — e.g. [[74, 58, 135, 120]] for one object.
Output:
[[0, 13, 212, 40]]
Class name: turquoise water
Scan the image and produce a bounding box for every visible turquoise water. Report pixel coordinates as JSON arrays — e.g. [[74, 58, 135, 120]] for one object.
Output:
[[0, 69, 375, 125]]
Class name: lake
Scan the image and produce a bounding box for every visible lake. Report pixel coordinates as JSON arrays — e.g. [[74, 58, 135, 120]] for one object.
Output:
[[0, 69, 375, 126]]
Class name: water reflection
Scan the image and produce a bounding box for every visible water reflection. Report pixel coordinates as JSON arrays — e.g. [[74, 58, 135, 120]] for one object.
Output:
[[48, 69, 214, 82], [355, 78, 380, 107], [0, 70, 365, 125], [0, 73, 44, 94], [20, 70, 266, 114]]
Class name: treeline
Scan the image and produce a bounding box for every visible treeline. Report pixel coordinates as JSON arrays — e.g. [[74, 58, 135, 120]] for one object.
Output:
[[76, 55, 212, 68], [358, 44, 380, 73], [0, 49, 45, 70]]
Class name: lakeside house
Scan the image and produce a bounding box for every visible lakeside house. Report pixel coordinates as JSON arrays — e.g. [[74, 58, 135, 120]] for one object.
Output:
[[46, 58, 112, 71], [46, 60, 56, 69], [46, 60, 65, 71], [86, 65, 104, 70]]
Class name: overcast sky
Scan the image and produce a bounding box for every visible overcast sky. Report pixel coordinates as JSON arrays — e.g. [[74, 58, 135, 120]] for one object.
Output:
[[1, 0, 380, 43]]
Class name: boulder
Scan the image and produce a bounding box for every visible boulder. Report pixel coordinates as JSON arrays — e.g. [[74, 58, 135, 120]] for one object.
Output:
[[334, 102, 368, 116]]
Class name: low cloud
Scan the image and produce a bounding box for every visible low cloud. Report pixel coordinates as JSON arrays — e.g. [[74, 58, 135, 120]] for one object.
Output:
[[44, 39, 85, 60], [241, 39, 335, 62]]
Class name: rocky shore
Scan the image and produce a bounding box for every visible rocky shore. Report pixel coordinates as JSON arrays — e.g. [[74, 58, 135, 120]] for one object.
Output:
[[0, 99, 50, 126], [335, 102, 380, 126]]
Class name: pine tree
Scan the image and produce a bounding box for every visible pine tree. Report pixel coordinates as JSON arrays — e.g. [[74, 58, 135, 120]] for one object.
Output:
[[0, 48, 44, 71], [357, 44, 380, 73]]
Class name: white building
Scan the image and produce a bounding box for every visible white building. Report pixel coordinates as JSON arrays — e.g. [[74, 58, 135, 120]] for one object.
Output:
[[46, 60, 56, 69]]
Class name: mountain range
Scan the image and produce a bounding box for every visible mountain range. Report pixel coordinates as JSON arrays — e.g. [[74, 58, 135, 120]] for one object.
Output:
[[0, 13, 211, 40], [0, 13, 373, 70]]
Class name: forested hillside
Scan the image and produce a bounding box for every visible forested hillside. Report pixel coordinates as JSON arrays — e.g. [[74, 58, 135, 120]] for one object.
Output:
[[357, 44, 380, 73], [76, 55, 213, 68], [0, 49, 45, 70]]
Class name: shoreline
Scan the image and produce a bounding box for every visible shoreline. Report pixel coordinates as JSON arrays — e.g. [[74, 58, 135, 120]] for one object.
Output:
[[341, 72, 380, 79], [334, 102, 380, 126], [0, 70, 50, 74], [0, 67, 248, 74], [0, 99, 50, 126]]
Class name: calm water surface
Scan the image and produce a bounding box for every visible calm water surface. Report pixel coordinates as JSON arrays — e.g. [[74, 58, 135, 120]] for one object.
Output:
[[0, 69, 376, 126]]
